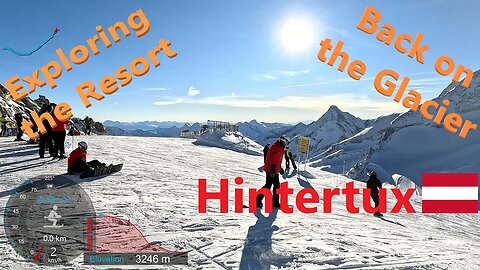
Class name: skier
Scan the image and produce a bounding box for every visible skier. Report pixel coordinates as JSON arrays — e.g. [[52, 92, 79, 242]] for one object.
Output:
[[38, 104, 54, 158], [0, 114, 8, 136], [256, 135, 289, 208], [284, 145, 297, 171], [67, 141, 107, 174], [14, 111, 24, 141], [51, 104, 67, 159], [84, 116, 93, 135], [68, 120, 77, 136], [367, 171, 383, 217]]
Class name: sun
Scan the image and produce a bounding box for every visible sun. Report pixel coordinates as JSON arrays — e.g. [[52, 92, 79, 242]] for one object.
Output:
[[280, 18, 314, 52]]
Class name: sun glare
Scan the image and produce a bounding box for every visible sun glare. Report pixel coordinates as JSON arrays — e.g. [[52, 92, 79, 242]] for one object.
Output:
[[280, 18, 314, 52]]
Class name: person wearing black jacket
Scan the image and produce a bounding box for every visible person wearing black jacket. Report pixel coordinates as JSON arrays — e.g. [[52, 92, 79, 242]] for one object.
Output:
[[366, 171, 383, 217], [284, 146, 297, 171], [38, 104, 54, 158], [84, 116, 93, 135], [26, 113, 39, 144], [14, 112, 24, 141]]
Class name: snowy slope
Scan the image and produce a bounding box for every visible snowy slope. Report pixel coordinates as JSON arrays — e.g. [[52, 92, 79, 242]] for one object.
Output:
[[274, 105, 366, 158], [255, 106, 366, 161], [310, 113, 399, 175], [0, 84, 40, 134], [0, 136, 479, 269], [351, 71, 480, 186], [193, 131, 263, 156]]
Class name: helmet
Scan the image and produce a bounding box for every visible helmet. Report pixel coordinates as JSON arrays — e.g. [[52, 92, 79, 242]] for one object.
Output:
[[78, 141, 88, 150], [280, 135, 290, 146]]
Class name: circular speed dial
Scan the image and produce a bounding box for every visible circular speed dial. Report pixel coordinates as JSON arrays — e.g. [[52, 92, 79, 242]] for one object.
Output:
[[4, 175, 95, 265]]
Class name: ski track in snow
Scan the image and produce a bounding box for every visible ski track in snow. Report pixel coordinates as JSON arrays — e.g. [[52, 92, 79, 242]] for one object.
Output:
[[0, 136, 479, 270]]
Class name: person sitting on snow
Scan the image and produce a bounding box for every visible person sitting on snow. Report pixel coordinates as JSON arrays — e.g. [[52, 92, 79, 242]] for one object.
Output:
[[68, 141, 106, 174], [367, 171, 383, 217]]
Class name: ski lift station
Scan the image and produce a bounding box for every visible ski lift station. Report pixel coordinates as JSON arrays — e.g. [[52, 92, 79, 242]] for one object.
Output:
[[180, 120, 239, 138]]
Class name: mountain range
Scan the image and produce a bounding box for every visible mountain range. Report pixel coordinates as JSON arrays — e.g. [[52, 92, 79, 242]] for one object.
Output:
[[103, 120, 189, 131], [105, 122, 203, 137], [102, 71, 480, 189], [2, 70, 478, 190]]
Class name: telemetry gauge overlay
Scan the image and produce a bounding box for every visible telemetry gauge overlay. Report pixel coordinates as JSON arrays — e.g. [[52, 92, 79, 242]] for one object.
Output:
[[4, 175, 188, 266], [4, 175, 95, 265]]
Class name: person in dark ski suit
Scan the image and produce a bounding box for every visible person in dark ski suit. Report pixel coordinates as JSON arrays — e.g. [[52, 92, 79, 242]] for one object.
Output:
[[367, 171, 383, 217], [38, 104, 54, 158], [257, 136, 289, 208], [284, 146, 297, 171], [26, 113, 38, 144], [14, 112, 24, 141], [68, 141, 106, 173], [84, 116, 93, 135]]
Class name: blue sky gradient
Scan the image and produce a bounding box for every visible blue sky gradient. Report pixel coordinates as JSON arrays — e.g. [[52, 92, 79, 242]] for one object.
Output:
[[0, 0, 479, 122]]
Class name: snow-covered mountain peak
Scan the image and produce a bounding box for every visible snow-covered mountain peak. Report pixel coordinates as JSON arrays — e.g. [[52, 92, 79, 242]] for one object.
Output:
[[325, 104, 342, 115], [434, 69, 480, 115], [312, 105, 364, 131], [317, 105, 343, 122], [247, 119, 266, 128], [439, 69, 480, 97]]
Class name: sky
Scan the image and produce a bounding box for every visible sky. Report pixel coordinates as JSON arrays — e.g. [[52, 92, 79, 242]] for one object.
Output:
[[0, 0, 479, 123]]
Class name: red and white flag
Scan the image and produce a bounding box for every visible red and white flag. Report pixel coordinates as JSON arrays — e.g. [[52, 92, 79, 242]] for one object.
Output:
[[422, 173, 478, 213]]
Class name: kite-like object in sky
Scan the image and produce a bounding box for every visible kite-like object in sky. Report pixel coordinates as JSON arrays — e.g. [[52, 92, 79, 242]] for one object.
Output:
[[3, 27, 59, 56]]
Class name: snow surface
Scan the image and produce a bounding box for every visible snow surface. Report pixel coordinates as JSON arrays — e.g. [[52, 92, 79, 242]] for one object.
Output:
[[193, 131, 263, 156], [0, 136, 479, 269], [283, 106, 366, 159], [357, 71, 480, 187], [310, 114, 399, 176]]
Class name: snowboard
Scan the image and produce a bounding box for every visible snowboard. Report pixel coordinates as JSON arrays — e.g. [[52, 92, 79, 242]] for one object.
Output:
[[80, 163, 123, 179]]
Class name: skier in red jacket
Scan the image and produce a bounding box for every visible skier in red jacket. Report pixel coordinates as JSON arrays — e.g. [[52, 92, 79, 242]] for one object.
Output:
[[51, 103, 68, 159], [257, 135, 289, 208], [68, 141, 106, 173]]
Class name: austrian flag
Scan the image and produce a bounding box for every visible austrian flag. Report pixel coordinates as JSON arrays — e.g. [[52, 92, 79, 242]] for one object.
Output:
[[422, 173, 479, 213]]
